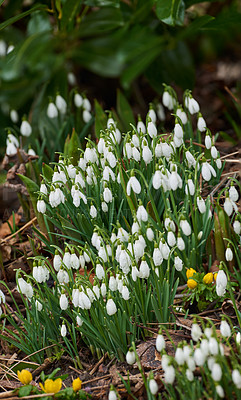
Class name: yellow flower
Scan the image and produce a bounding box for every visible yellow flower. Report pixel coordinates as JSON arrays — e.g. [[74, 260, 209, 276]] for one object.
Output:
[[186, 268, 197, 279], [72, 377, 82, 392], [214, 272, 218, 281], [187, 279, 198, 289], [17, 370, 32, 385], [203, 273, 213, 284], [39, 378, 62, 394]]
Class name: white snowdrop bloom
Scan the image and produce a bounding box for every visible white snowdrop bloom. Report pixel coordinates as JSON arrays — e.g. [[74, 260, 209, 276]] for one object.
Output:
[[164, 217, 175, 232], [0, 39, 7, 56], [74, 93, 83, 108], [119, 248, 131, 270], [106, 298, 117, 316], [174, 256, 183, 271], [147, 121, 157, 138], [10, 109, 18, 123], [147, 227, 154, 241], [167, 231, 176, 247], [70, 253, 80, 270], [211, 145, 218, 159], [216, 385, 224, 398], [89, 205, 97, 219], [209, 337, 219, 355], [109, 276, 118, 291], [56, 95, 67, 114], [6, 44, 14, 54], [211, 363, 222, 382], [98, 246, 108, 263], [225, 247, 233, 262], [117, 227, 129, 243], [185, 151, 196, 169], [162, 91, 175, 110], [86, 288, 95, 303], [229, 185, 239, 202], [174, 123, 183, 139], [17, 278, 33, 298], [142, 144, 153, 165], [66, 164, 76, 179], [185, 96, 200, 114], [216, 158, 222, 169], [216, 269, 227, 297], [57, 269, 69, 284], [83, 97, 91, 111], [137, 119, 146, 134], [186, 369, 194, 382], [149, 379, 158, 395], [148, 107, 157, 124], [101, 282, 107, 298], [132, 134, 140, 148], [185, 179, 195, 196], [157, 102, 165, 121], [126, 349, 136, 365], [39, 183, 47, 195], [35, 299, 43, 312], [159, 241, 170, 260], [97, 137, 105, 154], [103, 166, 115, 182], [236, 332, 241, 346], [96, 264, 105, 280], [169, 169, 182, 191], [182, 345, 191, 361], [194, 348, 205, 366], [156, 334, 165, 352], [180, 219, 191, 236], [233, 220, 241, 235], [60, 294, 68, 310], [81, 292, 91, 310], [47, 102, 58, 119], [93, 285, 100, 300], [7, 133, 19, 147], [91, 232, 101, 249], [155, 143, 163, 158], [164, 365, 175, 384], [139, 260, 150, 279], [162, 142, 173, 161], [37, 199, 46, 214], [201, 162, 216, 181], [107, 151, 117, 168], [108, 389, 117, 400], [107, 117, 116, 129], [103, 187, 113, 203], [187, 357, 196, 372], [136, 205, 148, 223], [126, 176, 141, 196], [173, 134, 183, 148], [122, 285, 130, 300], [61, 324, 67, 337], [175, 347, 184, 365], [197, 115, 206, 132], [67, 72, 76, 85], [76, 315, 83, 326], [20, 120, 32, 137], [131, 221, 139, 235], [205, 134, 212, 150], [197, 196, 206, 213], [220, 320, 231, 338], [0, 290, 5, 305], [133, 240, 145, 261], [132, 266, 139, 281], [62, 251, 71, 269], [176, 108, 187, 124], [124, 141, 132, 159], [72, 289, 80, 307], [152, 170, 162, 190], [52, 170, 67, 185], [200, 338, 209, 357], [78, 157, 86, 171], [161, 354, 170, 371], [191, 323, 202, 342], [83, 109, 92, 123], [224, 196, 236, 216], [207, 357, 215, 372], [232, 369, 241, 389]]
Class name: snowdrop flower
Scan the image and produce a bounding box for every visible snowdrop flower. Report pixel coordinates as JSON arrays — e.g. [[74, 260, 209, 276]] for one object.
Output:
[[56, 95, 67, 114], [225, 246, 233, 262], [211, 363, 222, 381], [52, 170, 67, 185], [57, 269, 69, 284], [197, 196, 206, 213], [220, 320, 231, 338], [186, 369, 194, 382], [185, 179, 195, 196], [121, 285, 130, 300], [174, 255, 183, 271], [197, 114, 206, 132], [211, 145, 218, 159], [180, 219, 191, 236], [126, 349, 135, 365], [169, 166, 182, 190], [160, 240, 170, 260], [216, 157, 222, 169], [76, 315, 83, 326], [47, 102, 58, 118], [37, 199, 46, 214], [20, 120, 32, 137], [142, 143, 153, 165], [103, 187, 113, 203], [17, 278, 33, 299], [209, 337, 219, 355], [185, 151, 196, 169], [236, 332, 241, 346], [109, 276, 118, 291], [137, 118, 146, 134], [106, 298, 117, 316], [83, 109, 92, 123], [83, 97, 91, 111], [157, 103, 165, 121], [191, 323, 202, 342], [174, 123, 183, 139], [177, 235, 185, 251], [164, 365, 175, 384], [216, 269, 228, 297], [90, 204, 97, 218], [60, 294, 68, 310], [96, 263, 105, 280], [61, 324, 67, 337], [139, 259, 150, 278], [74, 93, 83, 108], [35, 299, 43, 312], [176, 107, 187, 124], [162, 90, 176, 110], [204, 134, 212, 151], [185, 95, 200, 114], [136, 204, 148, 223], [232, 369, 241, 389], [127, 176, 141, 196], [131, 266, 139, 281], [229, 185, 239, 202], [224, 195, 237, 216], [0, 40, 7, 56], [100, 282, 107, 298], [108, 388, 117, 400], [147, 120, 157, 138], [63, 250, 71, 269], [78, 157, 86, 171], [0, 290, 5, 305], [67, 72, 76, 85], [201, 162, 216, 181], [175, 347, 185, 365], [70, 252, 80, 270], [147, 105, 156, 123], [124, 141, 132, 159], [233, 220, 241, 235], [149, 379, 158, 395], [92, 285, 100, 300], [167, 230, 176, 247], [156, 333, 165, 352], [194, 348, 205, 366], [10, 109, 18, 123]]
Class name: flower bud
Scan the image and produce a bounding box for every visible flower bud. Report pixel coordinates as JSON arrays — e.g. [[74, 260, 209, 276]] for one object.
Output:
[[126, 349, 135, 365]]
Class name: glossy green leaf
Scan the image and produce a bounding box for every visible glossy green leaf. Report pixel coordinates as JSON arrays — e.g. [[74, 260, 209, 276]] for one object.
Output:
[[178, 15, 215, 40], [155, 0, 185, 26], [0, 4, 48, 31], [63, 129, 80, 165], [60, 0, 83, 31], [78, 7, 124, 38]]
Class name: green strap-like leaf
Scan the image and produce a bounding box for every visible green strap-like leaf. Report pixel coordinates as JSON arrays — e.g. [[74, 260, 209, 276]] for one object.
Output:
[[0, 4, 48, 31]]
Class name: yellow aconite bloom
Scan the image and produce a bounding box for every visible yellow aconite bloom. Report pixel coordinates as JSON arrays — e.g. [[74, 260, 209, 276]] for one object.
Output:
[[187, 279, 198, 289], [203, 273, 213, 284], [39, 378, 62, 394], [214, 272, 218, 281], [17, 370, 32, 385], [186, 268, 197, 279], [72, 377, 82, 392]]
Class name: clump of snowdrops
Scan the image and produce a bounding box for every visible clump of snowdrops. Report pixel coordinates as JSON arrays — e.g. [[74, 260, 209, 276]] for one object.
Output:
[[1, 85, 241, 363], [121, 319, 241, 400]]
